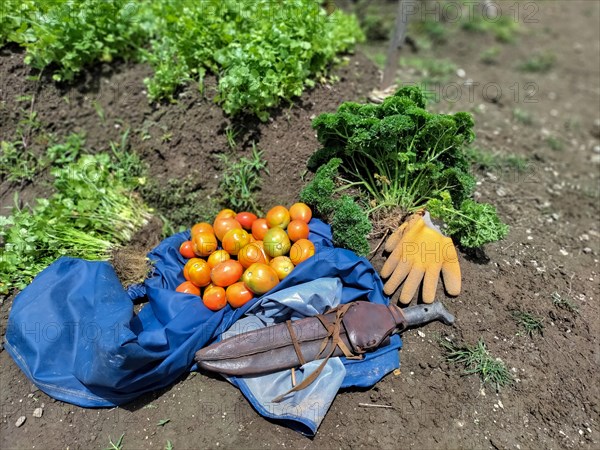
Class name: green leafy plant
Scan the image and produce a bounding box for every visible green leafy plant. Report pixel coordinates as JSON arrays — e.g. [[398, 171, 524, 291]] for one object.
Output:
[[3, 1, 362, 119], [480, 47, 501, 65], [0, 141, 39, 182], [1, 133, 85, 183], [225, 126, 238, 150], [552, 292, 579, 314], [400, 57, 457, 85], [466, 146, 528, 172], [306, 86, 508, 248], [462, 13, 519, 43], [511, 310, 544, 337], [17, 0, 146, 81], [546, 136, 564, 152], [441, 339, 513, 390], [0, 140, 151, 294], [427, 192, 509, 248], [216, 144, 269, 214], [300, 158, 372, 256], [142, 0, 363, 119], [512, 108, 533, 125], [518, 52, 556, 73], [104, 434, 125, 450]]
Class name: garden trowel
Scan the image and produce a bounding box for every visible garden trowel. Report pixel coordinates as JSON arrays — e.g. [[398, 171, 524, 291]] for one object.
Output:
[[195, 301, 454, 380]]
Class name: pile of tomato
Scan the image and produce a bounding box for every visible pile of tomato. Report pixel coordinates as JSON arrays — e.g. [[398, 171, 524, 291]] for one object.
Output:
[[175, 203, 315, 311]]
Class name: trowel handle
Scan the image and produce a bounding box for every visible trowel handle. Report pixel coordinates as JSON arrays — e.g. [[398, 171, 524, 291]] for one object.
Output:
[[391, 302, 455, 330]]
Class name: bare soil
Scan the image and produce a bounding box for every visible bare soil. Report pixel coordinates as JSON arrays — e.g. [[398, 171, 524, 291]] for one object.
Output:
[[1, 1, 599, 449]]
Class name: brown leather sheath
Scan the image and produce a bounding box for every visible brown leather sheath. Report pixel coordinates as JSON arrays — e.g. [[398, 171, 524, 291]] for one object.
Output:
[[195, 301, 409, 376]]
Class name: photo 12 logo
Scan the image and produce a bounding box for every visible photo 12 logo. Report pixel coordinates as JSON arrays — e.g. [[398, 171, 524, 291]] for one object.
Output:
[[391, 1, 539, 25]]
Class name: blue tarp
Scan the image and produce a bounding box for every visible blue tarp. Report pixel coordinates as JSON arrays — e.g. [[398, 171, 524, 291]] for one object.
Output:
[[4, 219, 401, 433]]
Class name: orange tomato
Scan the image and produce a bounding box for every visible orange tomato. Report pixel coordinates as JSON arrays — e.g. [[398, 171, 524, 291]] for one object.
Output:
[[263, 227, 291, 258], [236, 212, 258, 230], [188, 259, 212, 287], [191, 222, 214, 237], [266, 205, 291, 229], [179, 240, 196, 259], [289, 203, 312, 224], [192, 232, 218, 257], [207, 250, 230, 268], [176, 281, 200, 295], [226, 282, 254, 308], [183, 258, 202, 281], [211, 260, 244, 287], [289, 239, 315, 266], [287, 220, 310, 242], [213, 217, 242, 241], [221, 228, 251, 256], [216, 209, 237, 220], [269, 256, 294, 280], [242, 263, 279, 295], [251, 218, 269, 240], [238, 242, 270, 269], [202, 286, 228, 311]]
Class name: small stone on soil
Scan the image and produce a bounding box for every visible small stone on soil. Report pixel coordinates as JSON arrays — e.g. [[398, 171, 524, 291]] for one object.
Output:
[[33, 408, 43, 418], [15, 416, 26, 427]]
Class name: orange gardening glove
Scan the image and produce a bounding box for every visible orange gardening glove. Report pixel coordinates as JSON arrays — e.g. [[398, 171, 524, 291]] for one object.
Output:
[[380, 211, 461, 304]]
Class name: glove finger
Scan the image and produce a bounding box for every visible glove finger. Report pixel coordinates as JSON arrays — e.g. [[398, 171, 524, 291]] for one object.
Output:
[[441, 238, 461, 296], [384, 224, 406, 253], [383, 259, 412, 296], [384, 212, 423, 252], [380, 237, 409, 278], [399, 266, 425, 304], [422, 264, 442, 304], [380, 249, 399, 279], [442, 259, 461, 296]]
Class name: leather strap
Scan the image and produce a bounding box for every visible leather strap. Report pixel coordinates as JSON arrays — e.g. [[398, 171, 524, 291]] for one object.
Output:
[[286, 320, 306, 366], [272, 303, 361, 403]]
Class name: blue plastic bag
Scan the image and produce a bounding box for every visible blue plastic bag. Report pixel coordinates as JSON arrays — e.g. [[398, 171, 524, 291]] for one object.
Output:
[[4, 219, 401, 431]]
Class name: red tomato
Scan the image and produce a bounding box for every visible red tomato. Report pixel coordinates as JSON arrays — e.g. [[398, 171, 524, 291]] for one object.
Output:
[[192, 232, 218, 257], [183, 258, 202, 281], [188, 259, 212, 287], [176, 281, 200, 295], [179, 240, 196, 259], [238, 241, 270, 269], [242, 263, 279, 295], [236, 212, 258, 230], [287, 220, 310, 242], [266, 205, 291, 229], [221, 228, 251, 256], [289, 203, 312, 224], [202, 286, 228, 311], [226, 282, 255, 308], [191, 222, 214, 237], [207, 250, 230, 268], [211, 260, 244, 287], [216, 209, 237, 220], [213, 217, 242, 241], [251, 218, 269, 240], [289, 239, 315, 266], [269, 256, 294, 280], [263, 227, 291, 258]]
